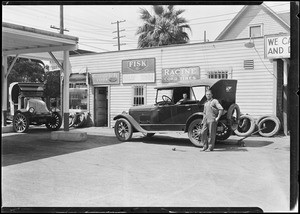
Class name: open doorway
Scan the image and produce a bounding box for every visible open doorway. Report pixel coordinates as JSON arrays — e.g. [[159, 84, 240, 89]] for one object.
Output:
[[94, 87, 108, 127]]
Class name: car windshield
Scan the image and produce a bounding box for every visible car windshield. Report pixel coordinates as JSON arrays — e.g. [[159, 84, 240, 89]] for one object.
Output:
[[192, 86, 206, 100], [156, 89, 173, 103]]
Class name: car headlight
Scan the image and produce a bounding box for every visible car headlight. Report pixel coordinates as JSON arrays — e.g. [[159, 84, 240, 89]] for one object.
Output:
[[122, 111, 128, 114], [29, 107, 35, 114]]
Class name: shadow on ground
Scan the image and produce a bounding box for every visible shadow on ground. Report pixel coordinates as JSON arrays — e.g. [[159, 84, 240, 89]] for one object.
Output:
[[132, 134, 274, 152], [2, 128, 123, 167]]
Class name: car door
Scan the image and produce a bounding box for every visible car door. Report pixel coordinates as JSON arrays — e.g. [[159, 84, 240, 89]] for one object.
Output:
[[172, 102, 200, 124]]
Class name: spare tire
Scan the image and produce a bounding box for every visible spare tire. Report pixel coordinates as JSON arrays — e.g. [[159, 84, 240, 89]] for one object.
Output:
[[227, 104, 241, 131], [234, 114, 256, 137], [73, 113, 86, 128], [257, 116, 281, 137]]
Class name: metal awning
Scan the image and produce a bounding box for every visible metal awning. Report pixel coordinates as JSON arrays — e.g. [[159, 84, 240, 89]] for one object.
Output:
[[2, 22, 78, 61]]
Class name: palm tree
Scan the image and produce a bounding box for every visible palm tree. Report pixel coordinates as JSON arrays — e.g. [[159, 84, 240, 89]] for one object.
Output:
[[136, 5, 192, 48]]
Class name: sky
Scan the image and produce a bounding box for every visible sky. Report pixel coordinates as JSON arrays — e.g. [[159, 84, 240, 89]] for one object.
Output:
[[2, 1, 290, 53]]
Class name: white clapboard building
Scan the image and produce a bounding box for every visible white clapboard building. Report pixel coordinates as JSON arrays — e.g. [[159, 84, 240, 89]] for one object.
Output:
[[69, 4, 290, 131]]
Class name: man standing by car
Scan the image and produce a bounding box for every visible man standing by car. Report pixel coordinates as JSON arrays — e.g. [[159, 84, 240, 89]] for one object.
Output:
[[201, 89, 223, 152]]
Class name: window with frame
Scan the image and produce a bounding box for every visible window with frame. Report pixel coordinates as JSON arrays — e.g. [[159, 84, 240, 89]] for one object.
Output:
[[249, 25, 262, 38], [133, 85, 145, 106], [207, 68, 232, 79]]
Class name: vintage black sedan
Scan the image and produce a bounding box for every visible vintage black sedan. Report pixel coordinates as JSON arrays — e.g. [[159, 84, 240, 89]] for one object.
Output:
[[113, 79, 241, 147]]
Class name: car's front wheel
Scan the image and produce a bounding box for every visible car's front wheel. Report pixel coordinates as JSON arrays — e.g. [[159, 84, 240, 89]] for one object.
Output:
[[46, 112, 62, 131], [13, 112, 29, 133], [114, 118, 133, 141], [188, 118, 204, 147]]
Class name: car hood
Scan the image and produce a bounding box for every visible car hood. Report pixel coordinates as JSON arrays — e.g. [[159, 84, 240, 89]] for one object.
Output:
[[27, 98, 49, 113]]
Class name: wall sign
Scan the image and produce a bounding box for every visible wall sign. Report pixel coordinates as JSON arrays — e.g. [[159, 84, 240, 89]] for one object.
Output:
[[265, 35, 290, 59], [122, 58, 155, 83], [162, 66, 200, 83], [91, 72, 120, 85]]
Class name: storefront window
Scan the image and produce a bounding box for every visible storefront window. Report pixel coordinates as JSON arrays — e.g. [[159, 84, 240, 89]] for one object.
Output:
[[69, 82, 88, 110]]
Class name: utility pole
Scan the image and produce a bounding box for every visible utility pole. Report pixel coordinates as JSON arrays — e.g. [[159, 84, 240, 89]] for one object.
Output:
[[50, 5, 69, 127], [111, 20, 126, 51]]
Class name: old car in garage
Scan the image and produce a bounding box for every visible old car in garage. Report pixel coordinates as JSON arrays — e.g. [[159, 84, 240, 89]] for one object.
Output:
[[8, 82, 62, 133], [113, 79, 241, 147]]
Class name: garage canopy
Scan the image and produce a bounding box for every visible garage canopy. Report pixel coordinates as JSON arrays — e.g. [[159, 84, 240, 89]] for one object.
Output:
[[2, 22, 79, 131], [2, 22, 78, 61]]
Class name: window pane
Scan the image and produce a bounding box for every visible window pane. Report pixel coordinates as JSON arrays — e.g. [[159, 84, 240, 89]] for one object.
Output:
[[250, 26, 261, 37]]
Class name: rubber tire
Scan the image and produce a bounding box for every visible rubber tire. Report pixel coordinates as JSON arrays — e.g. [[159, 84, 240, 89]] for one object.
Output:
[[188, 118, 204, 147], [69, 113, 76, 127], [13, 112, 30, 133], [216, 121, 232, 141], [257, 116, 280, 137], [73, 113, 86, 128], [234, 114, 256, 137], [46, 112, 62, 131], [227, 104, 241, 131], [114, 118, 133, 142]]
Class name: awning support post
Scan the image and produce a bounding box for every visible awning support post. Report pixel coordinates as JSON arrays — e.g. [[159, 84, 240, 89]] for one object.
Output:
[[48, 52, 64, 71], [63, 51, 70, 131], [2, 55, 8, 126], [5, 54, 19, 78]]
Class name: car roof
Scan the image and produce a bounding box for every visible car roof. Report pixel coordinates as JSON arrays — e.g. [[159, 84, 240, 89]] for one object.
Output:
[[155, 79, 223, 89]]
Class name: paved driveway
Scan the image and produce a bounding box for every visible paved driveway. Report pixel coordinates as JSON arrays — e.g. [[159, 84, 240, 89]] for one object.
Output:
[[2, 127, 291, 212]]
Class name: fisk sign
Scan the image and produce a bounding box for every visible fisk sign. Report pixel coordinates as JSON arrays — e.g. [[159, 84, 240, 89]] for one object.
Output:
[[122, 58, 155, 83], [265, 35, 290, 59]]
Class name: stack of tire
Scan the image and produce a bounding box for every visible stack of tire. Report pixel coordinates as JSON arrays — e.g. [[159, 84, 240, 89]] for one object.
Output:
[[69, 112, 89, 128], [234, 114, 281, 137]]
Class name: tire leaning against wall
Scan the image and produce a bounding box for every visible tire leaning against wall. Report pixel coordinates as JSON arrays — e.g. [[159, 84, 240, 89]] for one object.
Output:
[[257, 116, 281, 137], [234, 114, 256, 137], [73, 112, 86, 128], [226, 103, 241, 131]]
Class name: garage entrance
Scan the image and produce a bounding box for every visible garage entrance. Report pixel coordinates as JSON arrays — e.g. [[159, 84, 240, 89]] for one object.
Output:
[[94, 87, 108, 127]]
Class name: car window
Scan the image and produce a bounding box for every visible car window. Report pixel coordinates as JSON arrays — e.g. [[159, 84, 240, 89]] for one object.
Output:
[[156, 89, 173, 103], [192, 86, 206, 100]]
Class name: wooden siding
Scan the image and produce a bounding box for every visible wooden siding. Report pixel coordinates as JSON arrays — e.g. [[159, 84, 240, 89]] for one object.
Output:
[[219, 5, 289, 40], [70, 38, 275, 127]]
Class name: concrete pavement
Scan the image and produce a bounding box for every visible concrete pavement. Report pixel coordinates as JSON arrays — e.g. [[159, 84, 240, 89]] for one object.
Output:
[[1, 126, 292, 211]]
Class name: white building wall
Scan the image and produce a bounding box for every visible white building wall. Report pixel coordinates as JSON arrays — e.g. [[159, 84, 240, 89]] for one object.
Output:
[[219, 5, 289, 40], [70, 37, 275, 127]]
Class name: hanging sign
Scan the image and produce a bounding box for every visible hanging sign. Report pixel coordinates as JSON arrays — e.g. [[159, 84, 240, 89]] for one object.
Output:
[[265, 35, 290, 59], [91, 72, 120, 85], [162, 66, 200, 83], [122, 58, 155, 83]]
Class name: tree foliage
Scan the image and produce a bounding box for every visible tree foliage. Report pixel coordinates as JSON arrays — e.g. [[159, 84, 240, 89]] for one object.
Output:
[[44, 69, 60, 98], [7, 57, 46, 85], [136, 5, 192, 48]]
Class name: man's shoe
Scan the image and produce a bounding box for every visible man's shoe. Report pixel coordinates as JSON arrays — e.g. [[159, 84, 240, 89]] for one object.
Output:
[[202, 147, 208, 151]]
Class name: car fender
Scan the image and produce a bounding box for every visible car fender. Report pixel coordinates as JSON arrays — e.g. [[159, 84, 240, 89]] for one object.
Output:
[[184, 112, 205, 132], [114, 114, 147, 133]]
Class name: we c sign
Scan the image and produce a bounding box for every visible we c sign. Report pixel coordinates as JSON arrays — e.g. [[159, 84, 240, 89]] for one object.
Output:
[[265, 35, 290, 59]]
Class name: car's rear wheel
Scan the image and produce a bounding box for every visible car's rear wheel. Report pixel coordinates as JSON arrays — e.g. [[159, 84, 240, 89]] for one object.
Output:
[[13, 112, 29, 133], [188, 118, 203, 147], [46, 112, 62, 131], [114, 118, 133, 141]]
